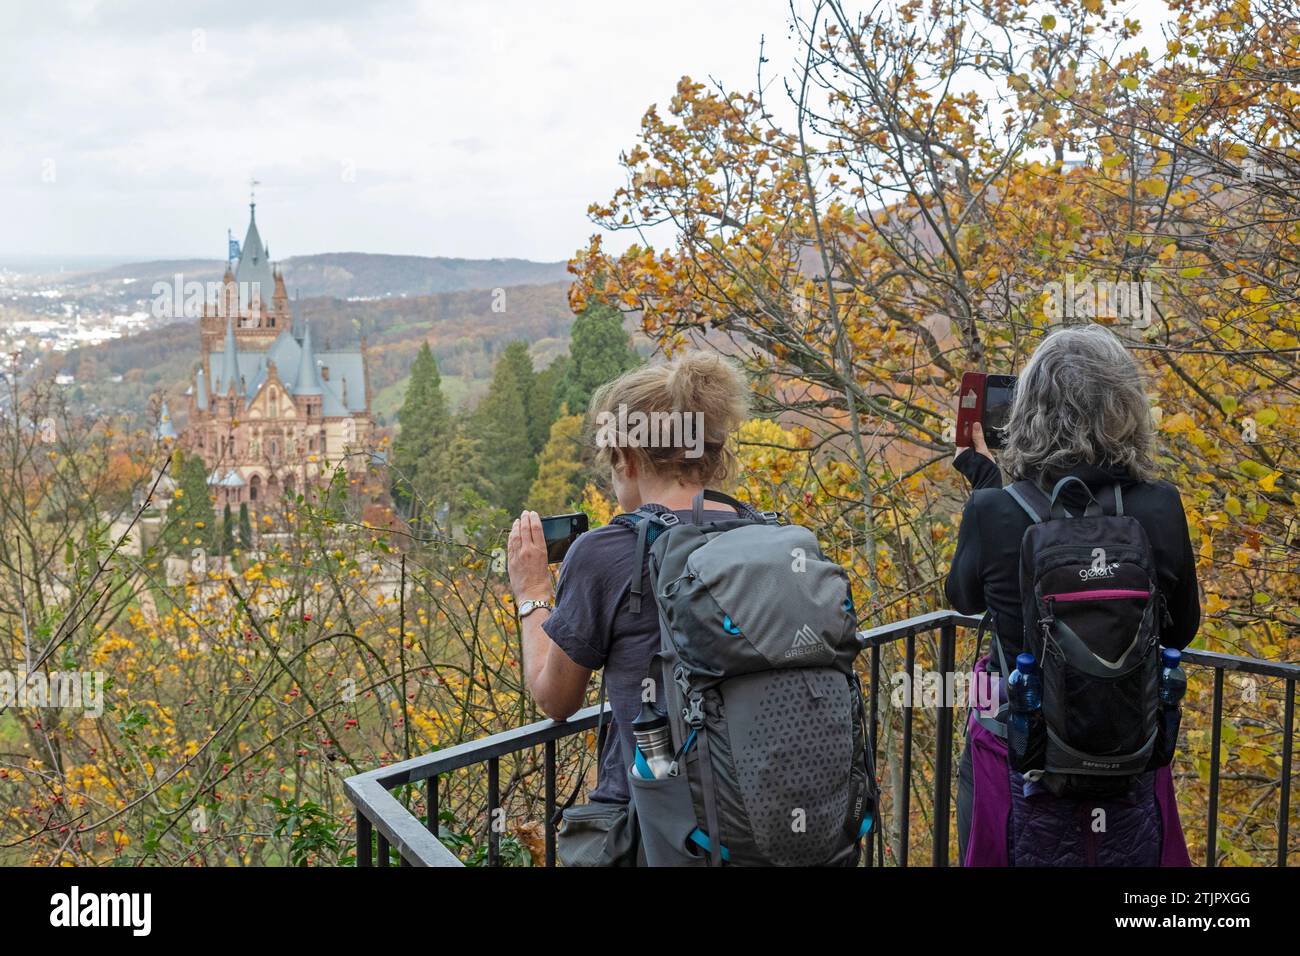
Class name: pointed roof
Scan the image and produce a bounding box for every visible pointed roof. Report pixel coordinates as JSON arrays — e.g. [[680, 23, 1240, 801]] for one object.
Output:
[[216, 316, 240, 394], [155, 400, 177, 441], [235, 203, 274, 309], [267, 326, 301, 370], [292, 320, 324, 396], [194, 367, 207, 410]]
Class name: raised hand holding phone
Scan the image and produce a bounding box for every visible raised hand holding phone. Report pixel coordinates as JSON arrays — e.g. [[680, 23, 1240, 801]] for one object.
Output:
[[954, 421, 991, 463], [955, 370, 1015, 454]]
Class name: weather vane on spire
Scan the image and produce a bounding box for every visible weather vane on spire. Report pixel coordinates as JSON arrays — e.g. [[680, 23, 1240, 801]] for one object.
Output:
[[249, 177, 261, 209]]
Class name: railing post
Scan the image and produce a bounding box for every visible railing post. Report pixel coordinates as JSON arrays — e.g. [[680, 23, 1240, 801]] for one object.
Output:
[[377, 833, 390, 867], [545, 740, 557, 867], [1206, 668, 1224, 867], [488, 756, 500, 866], [1278, 678, 1295, 868], [357, 814, 372, 867], [933, 621, 956, 866], [900, 632, 914, 868], [868, 641, 880, 868], [426, 775, 439, 838]]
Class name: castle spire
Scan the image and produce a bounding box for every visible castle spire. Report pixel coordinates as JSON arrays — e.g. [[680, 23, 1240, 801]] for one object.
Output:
[[155, 399, 178, 442], [218, 315, 240, 394], [292, 320, 324, 396], [236, 191, 272, 311]]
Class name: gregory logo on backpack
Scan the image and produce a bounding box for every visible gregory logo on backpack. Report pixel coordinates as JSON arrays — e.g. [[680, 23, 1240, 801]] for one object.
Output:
[[785, 623, 829, 660]]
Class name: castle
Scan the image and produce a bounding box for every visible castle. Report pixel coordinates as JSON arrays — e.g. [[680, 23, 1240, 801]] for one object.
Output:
[[180, 202, 374, 510]]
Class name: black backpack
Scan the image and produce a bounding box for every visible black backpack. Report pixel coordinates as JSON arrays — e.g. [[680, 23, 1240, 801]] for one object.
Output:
[[1001, 476, 1172, 798]]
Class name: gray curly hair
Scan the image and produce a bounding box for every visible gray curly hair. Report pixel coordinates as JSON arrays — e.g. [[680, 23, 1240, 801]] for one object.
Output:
[[1000, 324, 1156, 483]]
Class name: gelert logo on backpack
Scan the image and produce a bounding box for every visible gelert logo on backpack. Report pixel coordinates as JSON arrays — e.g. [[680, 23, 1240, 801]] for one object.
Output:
[[785, 624, 828, 660], [49, 886, 151, 936], [1078, 547, 1120, 581]]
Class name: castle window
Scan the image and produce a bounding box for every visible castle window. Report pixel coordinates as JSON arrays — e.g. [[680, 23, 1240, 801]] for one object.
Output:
[[320, 366, 329, 382], [269, 388, 279, 417], [250, 474, 261, 502]]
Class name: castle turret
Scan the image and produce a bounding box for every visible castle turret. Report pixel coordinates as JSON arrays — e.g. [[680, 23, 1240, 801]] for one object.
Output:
[[293, 320, 324, 397], [236, 202, 274, 313], [155, 400, 178, 442], [217, 316, 240, 395]]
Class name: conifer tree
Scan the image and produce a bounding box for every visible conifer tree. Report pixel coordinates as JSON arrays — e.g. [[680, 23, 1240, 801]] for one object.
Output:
[[392, 342, 451, 524], [221, 502, 235, 555], [557, 302, 640, 413], [163, 451, 215, 556], [472, 344, 537, 514], [238, 502, 253, 550]]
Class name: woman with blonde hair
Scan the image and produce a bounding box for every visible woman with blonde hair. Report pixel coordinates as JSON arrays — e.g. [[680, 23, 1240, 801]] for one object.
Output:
[[506, 350, 753, 857]]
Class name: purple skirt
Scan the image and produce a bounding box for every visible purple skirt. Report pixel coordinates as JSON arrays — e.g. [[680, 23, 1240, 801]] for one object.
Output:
[[963, 655, 1191, 867]]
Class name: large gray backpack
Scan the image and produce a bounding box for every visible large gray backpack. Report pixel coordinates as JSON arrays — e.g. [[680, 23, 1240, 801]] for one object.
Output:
[[615, 490, 875, 866]]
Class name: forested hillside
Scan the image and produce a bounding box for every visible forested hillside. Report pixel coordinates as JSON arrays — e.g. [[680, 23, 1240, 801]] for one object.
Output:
[[58, 280, 579, 426]]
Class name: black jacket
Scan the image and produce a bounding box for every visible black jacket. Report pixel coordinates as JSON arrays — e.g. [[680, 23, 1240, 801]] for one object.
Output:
[[945, 449, 1200, 664]]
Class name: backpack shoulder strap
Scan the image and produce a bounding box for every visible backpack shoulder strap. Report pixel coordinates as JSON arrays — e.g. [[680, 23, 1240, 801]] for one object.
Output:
[[612, 508, 678, 614], [1004, 480, 1048, 524], [689, 489, 768, 524]]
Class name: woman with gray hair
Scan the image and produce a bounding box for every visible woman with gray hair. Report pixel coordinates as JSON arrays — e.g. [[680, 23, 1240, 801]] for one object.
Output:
[[947, 324, 1199, 866]]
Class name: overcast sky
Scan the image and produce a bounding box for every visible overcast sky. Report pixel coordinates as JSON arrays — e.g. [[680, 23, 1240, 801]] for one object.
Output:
[[2, 0, 802, 264]]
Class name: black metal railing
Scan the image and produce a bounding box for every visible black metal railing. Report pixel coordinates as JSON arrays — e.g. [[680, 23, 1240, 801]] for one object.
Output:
[[343, 609, 1298, 867]]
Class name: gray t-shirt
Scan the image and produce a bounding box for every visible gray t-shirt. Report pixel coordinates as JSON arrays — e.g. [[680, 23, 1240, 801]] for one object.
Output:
[[542, 506, 739, 803]]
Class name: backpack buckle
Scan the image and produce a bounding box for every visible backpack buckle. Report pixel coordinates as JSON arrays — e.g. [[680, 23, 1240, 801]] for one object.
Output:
[[657, 512, 679, 526], [674, 665, 692, 697], [683, 694, 705, 728], [759, 510, 784, 525]]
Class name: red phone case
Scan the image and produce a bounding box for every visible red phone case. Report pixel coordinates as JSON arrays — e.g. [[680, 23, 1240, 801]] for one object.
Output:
[[955, 371, 986, 447]]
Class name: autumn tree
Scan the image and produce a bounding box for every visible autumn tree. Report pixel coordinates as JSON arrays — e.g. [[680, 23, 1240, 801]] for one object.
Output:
[[527, 413, 589, 513]]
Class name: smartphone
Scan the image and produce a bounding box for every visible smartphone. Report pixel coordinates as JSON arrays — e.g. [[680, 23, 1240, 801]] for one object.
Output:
[[956, 372, 1017, 449], [541, 512, 589, 564], [981, 374, 1016, 449]]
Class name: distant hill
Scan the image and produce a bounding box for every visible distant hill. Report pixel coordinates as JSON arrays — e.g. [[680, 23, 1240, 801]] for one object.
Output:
[[280, 253, 572, 299], [57, 280, 580, 428], [33, 253, 572, 304]]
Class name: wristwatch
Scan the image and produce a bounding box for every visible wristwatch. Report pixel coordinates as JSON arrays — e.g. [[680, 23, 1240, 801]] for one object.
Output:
[[518, 598, 553, 619]]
